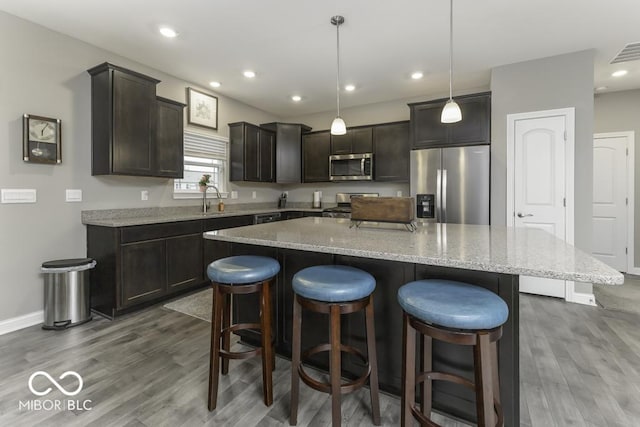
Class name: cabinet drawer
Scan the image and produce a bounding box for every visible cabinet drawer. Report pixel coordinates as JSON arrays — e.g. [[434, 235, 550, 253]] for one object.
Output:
[[121, 220, 202, 243], [204, 215, 253, 231]]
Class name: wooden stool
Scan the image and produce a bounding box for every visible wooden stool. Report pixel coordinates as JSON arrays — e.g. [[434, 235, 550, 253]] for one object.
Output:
[[206, 255, 280, 411], [290, 265, 381, 426], [397, 279, 509, 427]]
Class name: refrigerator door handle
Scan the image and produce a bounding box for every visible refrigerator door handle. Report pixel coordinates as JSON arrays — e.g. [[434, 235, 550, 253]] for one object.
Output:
[[442, 169, 447, 223], [436, 169, 442, 222]]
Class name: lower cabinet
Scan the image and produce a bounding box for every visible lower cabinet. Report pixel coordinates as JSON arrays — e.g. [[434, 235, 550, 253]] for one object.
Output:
[[121, 239, 167, 307]]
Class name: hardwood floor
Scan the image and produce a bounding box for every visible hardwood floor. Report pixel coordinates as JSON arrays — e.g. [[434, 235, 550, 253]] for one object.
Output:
[[0, 294, 638, 426]]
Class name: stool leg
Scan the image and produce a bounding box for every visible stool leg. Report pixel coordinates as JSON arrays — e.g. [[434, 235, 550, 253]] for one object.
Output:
[[208, 284, 224, 411], [420, 333, 433, 420], [365, 295, 381, 425], [290, 294, 302, 425], [401, 313, 416, 427], [260, 279, 273, 407], [474, 332, 496, 427], [221, 293, 231, 375], [491, 340, 501, 406], [329, 304, 342, 426]]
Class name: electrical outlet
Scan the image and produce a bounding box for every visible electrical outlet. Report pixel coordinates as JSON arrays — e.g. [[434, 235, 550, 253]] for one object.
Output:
[[231, 191, 238, 199], [141, 190, 149, 201], [396, 190, 403, 197], [252, 191, 257, 199]]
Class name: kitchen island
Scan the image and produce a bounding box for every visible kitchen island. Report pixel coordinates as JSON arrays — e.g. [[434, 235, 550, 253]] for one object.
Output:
[[203, 217, 622, 426]]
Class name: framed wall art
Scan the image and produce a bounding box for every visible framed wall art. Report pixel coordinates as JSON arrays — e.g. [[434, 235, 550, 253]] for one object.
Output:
[[187, 87, 218, 130], [23, 114, 61, 164]]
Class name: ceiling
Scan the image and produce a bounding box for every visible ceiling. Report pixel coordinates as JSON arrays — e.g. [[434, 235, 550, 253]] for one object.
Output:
[[2, 0, 640, 117]]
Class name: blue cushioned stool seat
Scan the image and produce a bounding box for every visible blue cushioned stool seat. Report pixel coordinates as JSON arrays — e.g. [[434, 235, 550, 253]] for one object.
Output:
[[292, 265, 376, 302], [397, 279, 508, 330], [207, 255, 280, 285]]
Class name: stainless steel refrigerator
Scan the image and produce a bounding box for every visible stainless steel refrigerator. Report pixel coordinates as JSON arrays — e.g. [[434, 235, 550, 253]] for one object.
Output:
[[410, 146, 490, 224]]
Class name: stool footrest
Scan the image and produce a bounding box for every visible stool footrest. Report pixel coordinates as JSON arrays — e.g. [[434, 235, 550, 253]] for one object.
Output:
[[298, 343, 371, 394], [416, 371, 475, 391]]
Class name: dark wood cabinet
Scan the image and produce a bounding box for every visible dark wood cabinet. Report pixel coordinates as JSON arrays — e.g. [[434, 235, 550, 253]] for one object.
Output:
[[373, 121, 410, 182], [87, 62, 185, 178], [302, 131, 331, 182], [229, 122, 276, 182], [167, 233, 203, 290], [409, 92, 491, 149], [261, 122, 312, 184], [155, 97, 186, 178], [330, 126, 373, 154], [121, 240, 166, 307]]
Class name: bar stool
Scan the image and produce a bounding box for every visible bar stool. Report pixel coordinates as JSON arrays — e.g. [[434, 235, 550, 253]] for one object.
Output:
[[397, 279, 509, 427], [206, 255, 280, 411], [290, 265, 381, 426]]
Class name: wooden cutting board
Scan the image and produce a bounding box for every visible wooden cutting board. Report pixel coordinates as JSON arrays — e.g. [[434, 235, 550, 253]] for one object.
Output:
[[350, 197, 415, 223]]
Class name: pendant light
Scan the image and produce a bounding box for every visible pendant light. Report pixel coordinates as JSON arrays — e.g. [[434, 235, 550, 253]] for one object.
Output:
[[330, 15, 347, 135], [441, 0, 462, 123]]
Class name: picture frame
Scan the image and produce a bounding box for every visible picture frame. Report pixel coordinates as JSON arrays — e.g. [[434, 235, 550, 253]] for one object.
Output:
[[187, 87, 218, 130], [22, 114, 62, 164]]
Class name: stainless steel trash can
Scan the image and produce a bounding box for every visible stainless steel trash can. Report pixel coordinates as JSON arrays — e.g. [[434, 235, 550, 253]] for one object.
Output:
[[41, 258, 96, 330]]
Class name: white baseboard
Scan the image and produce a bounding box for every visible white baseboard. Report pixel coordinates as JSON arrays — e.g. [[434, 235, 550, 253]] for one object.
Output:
[[566, 291, 597, 306], [0, 311, 43, 335]]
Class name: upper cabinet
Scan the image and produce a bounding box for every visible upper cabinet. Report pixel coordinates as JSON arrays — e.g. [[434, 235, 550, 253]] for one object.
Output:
[[373, 121, 410, 182], [229, 122, 276, 182], [261, 122, 312, 184], [87, 63, 185, 178], [302, 131, 331, 182], [409, 92, 491, 149], [330, 126, 373, 154]]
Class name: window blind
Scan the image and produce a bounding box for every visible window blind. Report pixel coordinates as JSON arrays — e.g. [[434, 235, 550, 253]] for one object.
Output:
[[183, 131, 228, 160]]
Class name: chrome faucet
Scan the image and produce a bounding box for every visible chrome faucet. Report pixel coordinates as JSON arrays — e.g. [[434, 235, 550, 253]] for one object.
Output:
[[202, 184, 221, 213]]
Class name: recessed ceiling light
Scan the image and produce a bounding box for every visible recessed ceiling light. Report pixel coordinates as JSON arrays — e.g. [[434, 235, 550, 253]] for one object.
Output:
[[411, 72, 424, 80], [612, 70, 628, 77], [209, 81, 221, 88], [243, 70, 256, 78], [159, 26, 178, 38], [291, 95, 302, 102], [595, 86, 608, 92], [345, 84, 356, 92]]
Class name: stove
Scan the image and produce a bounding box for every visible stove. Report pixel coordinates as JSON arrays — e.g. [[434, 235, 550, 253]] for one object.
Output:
[[322, 192, 379, 218]]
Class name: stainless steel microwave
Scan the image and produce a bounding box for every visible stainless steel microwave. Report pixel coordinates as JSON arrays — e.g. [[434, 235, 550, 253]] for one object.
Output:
[[329, 153, 373, 181]]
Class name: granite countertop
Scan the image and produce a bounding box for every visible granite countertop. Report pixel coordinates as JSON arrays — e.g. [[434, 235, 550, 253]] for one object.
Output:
[[203, 217, 623, 286], [81, 204, 325, 227]]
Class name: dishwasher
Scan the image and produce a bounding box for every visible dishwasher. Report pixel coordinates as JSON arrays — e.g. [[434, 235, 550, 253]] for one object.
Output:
[[253, 212, 282, 224]]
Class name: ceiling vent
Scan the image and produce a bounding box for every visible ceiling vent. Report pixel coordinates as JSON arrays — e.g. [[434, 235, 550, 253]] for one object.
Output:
[[611, 42, 640, 64]]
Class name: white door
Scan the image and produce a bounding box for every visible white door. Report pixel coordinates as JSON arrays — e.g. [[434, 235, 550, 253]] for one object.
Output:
[[513, 115, 567, 298], [592, 134, 628, 271]]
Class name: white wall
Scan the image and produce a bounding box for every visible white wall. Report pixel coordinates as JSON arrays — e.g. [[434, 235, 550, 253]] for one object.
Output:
[[594, 89, 640, 268]]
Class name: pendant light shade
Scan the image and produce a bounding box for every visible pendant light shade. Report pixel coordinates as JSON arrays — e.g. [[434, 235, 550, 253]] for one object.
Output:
[[330, 15, 347, 135], [441, 0, 462, 124]]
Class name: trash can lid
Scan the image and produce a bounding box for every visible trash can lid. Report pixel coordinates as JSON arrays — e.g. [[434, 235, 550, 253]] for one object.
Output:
[[42, 258, 94, 268]]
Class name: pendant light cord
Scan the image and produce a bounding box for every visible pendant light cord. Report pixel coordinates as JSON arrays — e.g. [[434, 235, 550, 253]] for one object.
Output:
[[336, 20, 341, 116], [448, 0, 454, 102]]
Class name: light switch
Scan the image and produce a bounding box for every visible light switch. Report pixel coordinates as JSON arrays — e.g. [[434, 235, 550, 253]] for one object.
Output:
[[66, 189, 82, 202], [252, 191, 257, 199], [396, 190, 403, 197], [1, 189, 37, 204], [141, 190, 149, 201], [231, 191, 238, 199]]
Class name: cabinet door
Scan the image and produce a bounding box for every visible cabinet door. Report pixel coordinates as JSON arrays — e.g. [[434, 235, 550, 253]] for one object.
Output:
[[112, 70, 156, 175], [155, 99, 184, 178], [351, 127, 373, 153], [229, 123, 245, 182], [166, 233, 204, 292], [450, 94, 490, 145], [410, 102, 448, 149], [373, 122, 410, 182], [244, 124, 260, 181], [120, 240, 166, 307], [259, 128, 276, 182], [303, 131, 331, 182], [331, 133, 352, 155], [275, 124, 302, 183]]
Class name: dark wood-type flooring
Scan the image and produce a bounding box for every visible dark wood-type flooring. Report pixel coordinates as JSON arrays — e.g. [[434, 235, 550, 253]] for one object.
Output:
[[0, 294, 638, 426]]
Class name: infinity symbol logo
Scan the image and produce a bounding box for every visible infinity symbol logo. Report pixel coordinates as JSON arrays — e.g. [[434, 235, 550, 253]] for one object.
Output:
[[28, 371, 83, 397]]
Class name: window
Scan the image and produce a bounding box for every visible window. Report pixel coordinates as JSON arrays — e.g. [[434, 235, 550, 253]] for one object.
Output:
[[174, 131, 228, 198]]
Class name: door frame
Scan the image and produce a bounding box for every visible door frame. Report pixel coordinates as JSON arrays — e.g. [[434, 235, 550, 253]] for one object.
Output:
[[506, 108, 586, 304], [593, 131, 636, 274]]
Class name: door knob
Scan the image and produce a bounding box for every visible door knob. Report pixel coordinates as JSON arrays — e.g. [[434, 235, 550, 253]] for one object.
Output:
[[517, 212, 533, 218]]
